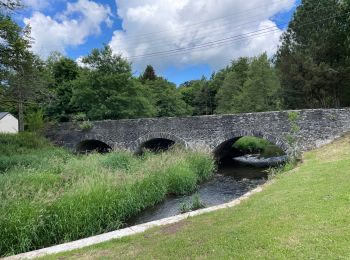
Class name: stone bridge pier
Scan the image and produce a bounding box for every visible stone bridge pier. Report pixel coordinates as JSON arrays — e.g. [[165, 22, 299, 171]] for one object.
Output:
[[46, 108, 350, 157]]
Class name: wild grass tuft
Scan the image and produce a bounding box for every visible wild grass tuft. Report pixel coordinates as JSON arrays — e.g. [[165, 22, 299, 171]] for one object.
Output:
[[0, 134, 215, 256], [179, 193, 206, 213]]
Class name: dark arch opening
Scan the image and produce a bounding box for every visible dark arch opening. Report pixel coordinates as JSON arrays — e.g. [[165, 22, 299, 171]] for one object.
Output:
[[214, 137, 243, 164], [214, 136, 286, 180], [139, 138, 175, 154], [77, 140, 112, 154]]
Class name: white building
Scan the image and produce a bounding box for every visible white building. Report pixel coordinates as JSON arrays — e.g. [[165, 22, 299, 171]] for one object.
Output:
[[0, 112, 18, 134]]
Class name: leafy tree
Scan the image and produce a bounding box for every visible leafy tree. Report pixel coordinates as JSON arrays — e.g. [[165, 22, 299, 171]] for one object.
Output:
[[146, 77, 191, 117], [276, 0, 350, 108], [215, 54, 281, 114], [179, 77, 216, 116], [141, 65, 156, 81], [192, 78, 216, 115], [234, 53, 281, 112], [215, 57, 249, 114], [0, 13, 45, 131], [215, 71, 242, 114], [6, 53, 46, 131], [44, 55, 80, 121], [69, 46, 156, 120], [51, 56, 79, 84], [178, 80, 201, 114]]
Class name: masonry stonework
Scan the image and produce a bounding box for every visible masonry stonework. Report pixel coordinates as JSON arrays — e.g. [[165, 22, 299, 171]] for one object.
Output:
[[46, 108, 350, 155]]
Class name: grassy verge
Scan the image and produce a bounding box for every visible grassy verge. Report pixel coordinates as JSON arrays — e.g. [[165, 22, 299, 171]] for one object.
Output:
[[47, 134, 350, 259], [0, 133, 215, 257], [233, 136, 285, 157]]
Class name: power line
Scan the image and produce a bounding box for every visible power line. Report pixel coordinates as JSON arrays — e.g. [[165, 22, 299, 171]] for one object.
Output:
[[110, 4, 342, 57], [111, 0, 329, 52], [130, 28, 281, 60], [110, 12, 282, 53], [117, 0, 295, 40], [32, 11, 281, 55], [31, 6, 289, 55], [127, 11, 350, 61]]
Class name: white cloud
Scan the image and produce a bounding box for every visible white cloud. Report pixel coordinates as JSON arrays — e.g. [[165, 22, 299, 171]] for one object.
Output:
[[23, 0, 50, 10], [110, 0, 296, 72], [24, 0, 112, 58]]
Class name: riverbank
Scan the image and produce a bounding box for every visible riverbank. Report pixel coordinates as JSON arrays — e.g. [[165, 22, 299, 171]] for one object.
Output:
[[46, 134, 350, 259], [0, 133, 215, 257]]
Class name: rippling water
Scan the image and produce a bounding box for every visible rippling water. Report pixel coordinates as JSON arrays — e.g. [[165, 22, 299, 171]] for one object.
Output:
[[130, 157, 282, 225]]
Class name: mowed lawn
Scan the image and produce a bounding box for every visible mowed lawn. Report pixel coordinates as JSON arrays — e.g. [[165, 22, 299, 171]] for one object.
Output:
[[45, 135, 350, 259]]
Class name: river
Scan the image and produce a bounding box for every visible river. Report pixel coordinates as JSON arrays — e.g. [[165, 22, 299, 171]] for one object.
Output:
[[130, 155, 286, 225]]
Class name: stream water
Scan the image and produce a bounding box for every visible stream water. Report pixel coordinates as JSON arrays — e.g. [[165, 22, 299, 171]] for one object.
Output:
[[130, 155, 287, 225]]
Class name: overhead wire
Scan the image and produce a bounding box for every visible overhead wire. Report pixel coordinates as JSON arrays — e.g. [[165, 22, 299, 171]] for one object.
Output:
[[110, 12, 283, 53], [29, 0, 296, 54], [126, 11, 350, 61], [108, 1, 339, 53], [117, 0, 294, 40], [12, 3, 348, 67], [130, 28, 282, 60]]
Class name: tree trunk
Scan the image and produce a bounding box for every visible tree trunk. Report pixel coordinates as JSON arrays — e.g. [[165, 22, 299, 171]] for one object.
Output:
[[18, 101, 24, 132]]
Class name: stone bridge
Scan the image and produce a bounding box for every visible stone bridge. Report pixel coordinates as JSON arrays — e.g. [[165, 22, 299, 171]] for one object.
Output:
[[47, 108, 350, 157]]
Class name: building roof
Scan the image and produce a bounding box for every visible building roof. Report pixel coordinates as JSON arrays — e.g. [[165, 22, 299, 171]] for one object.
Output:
[[0, 112, 10, 120]]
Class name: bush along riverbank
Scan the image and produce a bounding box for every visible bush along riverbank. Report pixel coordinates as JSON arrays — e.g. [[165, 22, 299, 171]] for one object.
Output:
[[233, 136, 285, 158], [0, 133, 216, 257]]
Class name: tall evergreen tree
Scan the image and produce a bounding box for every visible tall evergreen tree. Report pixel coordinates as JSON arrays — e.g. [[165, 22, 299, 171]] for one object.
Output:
[[276, 0, 350, 108], [141, 65, 157, 81]]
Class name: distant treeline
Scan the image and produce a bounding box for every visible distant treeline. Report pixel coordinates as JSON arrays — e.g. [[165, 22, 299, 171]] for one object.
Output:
[[1, 0, 350, 129]]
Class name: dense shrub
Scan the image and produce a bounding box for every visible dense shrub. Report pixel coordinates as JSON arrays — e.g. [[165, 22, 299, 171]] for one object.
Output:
[[233, 136, 284, 157], [0, 134, 215, 256], [25, 110, 45, 133], [79, 121, 93, 131]]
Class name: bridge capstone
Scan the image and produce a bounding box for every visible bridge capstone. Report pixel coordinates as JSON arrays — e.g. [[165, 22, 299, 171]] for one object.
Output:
[[46, 108, 350, 155]]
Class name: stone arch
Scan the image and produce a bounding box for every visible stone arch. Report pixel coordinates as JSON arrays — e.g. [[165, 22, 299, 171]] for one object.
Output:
[[76, 139, 112, 154], [134, 132, 187, 153], [213, 129, 290, 160]]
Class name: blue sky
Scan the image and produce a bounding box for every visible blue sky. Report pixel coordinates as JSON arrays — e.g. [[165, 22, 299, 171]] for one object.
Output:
[[17, 0, 301, 85]]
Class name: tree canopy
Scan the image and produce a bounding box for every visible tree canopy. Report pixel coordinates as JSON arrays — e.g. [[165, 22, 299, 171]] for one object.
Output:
[[276, 0, 350, 109], [1, 0, 350, 130]]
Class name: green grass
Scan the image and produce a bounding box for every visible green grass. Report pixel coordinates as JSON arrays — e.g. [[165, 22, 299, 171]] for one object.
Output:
[[233, 136, 285, 157], [46, 134, 350, 259], [0, 132, 70, 173], [0, 133, 215, 257]]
